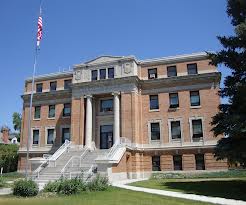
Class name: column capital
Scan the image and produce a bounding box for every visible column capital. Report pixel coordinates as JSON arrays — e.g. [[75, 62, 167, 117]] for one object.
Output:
[[84, 94, 93, 99], [112, 91, 120, 96]]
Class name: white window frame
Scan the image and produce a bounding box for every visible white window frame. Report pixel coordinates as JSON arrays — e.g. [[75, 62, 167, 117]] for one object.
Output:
[[99, 97, 114, 114], [168, 118, 183, 143], [47, 105, 56, 119], [33, 106, 41, 121], [148, 119, 162, 143], [31, 127, 41, 147], [189, 116, 205, 142], [45, 126, 56, 146]]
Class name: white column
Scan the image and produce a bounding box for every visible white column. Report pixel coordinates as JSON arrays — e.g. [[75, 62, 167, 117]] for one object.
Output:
[[113, 92, 120, 145], [85, 95, 93, 148]]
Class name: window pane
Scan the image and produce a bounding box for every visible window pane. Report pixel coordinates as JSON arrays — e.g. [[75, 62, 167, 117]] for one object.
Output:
[[63, 103, 71, 117], [100, 99, 113, 112], [152, 156, 161, 171], [108, 68, 114, 79], [91, 70, 98, 81], [167, 66, 177, 77], [34, 106, 41, 119], [192, 119, 203, 138], [169, 93, 179, 108], [187, 63, 198, 75], [100, 69, 106, 79], [36, 83, 43, 93], [64, 79, 72, 89], [190, 91, 200, 106], [50, 81, 57, 91], [148, 68, 157, 79], [195, 154, 205, 170], [173, 155, 182, 170], [62, 128, 70, 143], [33, 130, 39, 145], [47, 129, 54, 144], [149, 95, 159, 110], [151, 123, 160, 140], [49, 105, 55, 118], [171, 121, 181, 139]]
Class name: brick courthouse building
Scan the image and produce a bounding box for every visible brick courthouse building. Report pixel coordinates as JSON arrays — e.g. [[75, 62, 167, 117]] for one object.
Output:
[[18, 52, 227, 180]]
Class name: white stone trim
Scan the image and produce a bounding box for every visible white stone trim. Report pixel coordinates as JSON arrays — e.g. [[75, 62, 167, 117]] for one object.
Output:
[[148, 119, 162, 144], [189, 116, 205, 143], [168, 118, 184, 144], [45, 126, 56, 146]]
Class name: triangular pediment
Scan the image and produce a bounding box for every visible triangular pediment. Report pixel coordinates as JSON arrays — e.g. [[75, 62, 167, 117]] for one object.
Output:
[[85, 56, 124, 65]]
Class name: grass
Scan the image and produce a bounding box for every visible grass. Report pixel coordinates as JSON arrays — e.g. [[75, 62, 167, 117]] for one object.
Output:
[[0, 187, 214, 205], [129, 178, 246, 201]]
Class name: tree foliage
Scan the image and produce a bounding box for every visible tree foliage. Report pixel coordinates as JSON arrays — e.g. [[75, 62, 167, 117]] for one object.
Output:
[[208, 0, 246, 166], [0, 144, 18, 173], [12, 112, 22, 140]]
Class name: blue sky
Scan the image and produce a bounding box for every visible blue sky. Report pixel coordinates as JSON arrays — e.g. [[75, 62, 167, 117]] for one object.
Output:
[[0, 0, 233, 130]]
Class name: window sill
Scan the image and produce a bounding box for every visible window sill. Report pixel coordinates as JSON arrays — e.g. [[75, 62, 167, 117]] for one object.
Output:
[[47, 117, 56, 120], [33, 118, 41, 121], [62, 116, 71, 119], [190, 105, 201, 109], [168, 107, 179, 112], [149, 109, 160, 112]]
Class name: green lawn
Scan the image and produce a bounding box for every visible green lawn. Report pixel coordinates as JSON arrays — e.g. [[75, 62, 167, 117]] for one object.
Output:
[[129, 178, 246, 201], [0, 187, 213, 205]]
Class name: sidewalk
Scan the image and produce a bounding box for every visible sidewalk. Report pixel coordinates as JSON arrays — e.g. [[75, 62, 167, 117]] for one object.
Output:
[[0, 188, 12, 195], [112, 179, 246, 205]]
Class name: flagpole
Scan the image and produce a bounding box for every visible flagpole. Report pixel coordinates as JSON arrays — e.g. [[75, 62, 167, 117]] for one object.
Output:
[[25, 48, 39, 179], [25, 2, 43, 179]]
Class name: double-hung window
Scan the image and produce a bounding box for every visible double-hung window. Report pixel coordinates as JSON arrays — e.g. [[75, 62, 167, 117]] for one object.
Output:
[[100, 69, 106, 79], [64, 79, 72, 90], [63, 103, 71, 117], [33, 130, 39, 145], [100, 99, 113, 112], [48, 105, 55, 118], [152, 156, 161, 171], [91, 70, 98, 81], [192, 119, 203, 139], [187, 63, 198, 75], [50, 81, 57, 91], [148, 68, 157, 79], [36, 83, 43, 93], [150, 122, 160, 140], [171, 121, 181, 140], [169, 93, 179, 108], [149, 95, 159, 110], [47, 129, 55, 145], [34, 106, 41, 119], [190, 91, 200, 106], [108, 67, 114, 79], [167, 66, 177, 77]]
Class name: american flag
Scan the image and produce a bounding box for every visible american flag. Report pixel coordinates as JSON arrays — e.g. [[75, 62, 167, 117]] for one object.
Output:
[[37, 15, 43, 47]]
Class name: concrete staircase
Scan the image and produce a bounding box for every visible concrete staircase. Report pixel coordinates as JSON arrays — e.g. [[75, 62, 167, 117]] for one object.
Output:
[[33, 147, 108, 184]]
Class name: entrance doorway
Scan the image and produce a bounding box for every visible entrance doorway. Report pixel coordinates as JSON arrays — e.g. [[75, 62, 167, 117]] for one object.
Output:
[[100, 125, 113, 149]]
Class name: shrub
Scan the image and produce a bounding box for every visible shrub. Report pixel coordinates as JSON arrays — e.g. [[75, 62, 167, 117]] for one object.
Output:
[[13, 179, 38, 197], [57, 178, 85, 195], [87, 175, 109, 191], [43, 180, 61, 193]]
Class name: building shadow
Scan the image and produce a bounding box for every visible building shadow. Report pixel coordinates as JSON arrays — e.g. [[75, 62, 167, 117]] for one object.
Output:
[[162, 180, 246, 201]]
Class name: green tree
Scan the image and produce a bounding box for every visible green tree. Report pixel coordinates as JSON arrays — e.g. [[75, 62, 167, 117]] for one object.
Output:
[[12, 112, 22, 141], [208, 0, 246, 167]]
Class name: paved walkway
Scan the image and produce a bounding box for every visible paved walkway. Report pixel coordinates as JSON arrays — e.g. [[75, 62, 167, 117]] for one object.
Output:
[[112, 179, 246, 205]]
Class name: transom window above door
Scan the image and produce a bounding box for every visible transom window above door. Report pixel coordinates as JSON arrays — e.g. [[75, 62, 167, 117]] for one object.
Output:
[[100, 99, 113, 112]]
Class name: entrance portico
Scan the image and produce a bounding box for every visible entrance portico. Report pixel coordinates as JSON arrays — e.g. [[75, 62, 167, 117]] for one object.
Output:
[[84, 92, 120, 149]]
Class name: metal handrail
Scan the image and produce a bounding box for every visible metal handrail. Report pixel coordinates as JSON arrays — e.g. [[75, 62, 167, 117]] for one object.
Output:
[[49, 140, 71, 161], [61, 146, 89, 174], [106, 143, 122, 159], [32, 140, 71, 179]]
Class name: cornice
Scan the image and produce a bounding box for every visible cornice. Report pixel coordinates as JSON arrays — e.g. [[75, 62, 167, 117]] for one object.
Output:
[[25, 71, 73, 83], [140, 52, 209, 67]]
